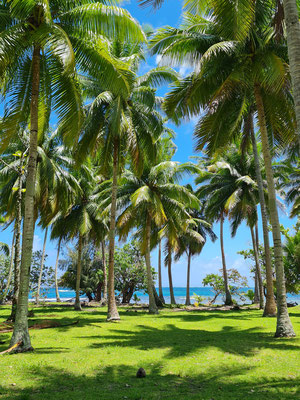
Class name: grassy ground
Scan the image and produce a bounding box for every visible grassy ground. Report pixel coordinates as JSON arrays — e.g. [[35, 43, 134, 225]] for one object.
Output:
[[0, 304, 299, 400]]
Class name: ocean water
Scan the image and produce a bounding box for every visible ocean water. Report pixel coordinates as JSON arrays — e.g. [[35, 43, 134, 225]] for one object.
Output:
[[33, 287, 300, 305]]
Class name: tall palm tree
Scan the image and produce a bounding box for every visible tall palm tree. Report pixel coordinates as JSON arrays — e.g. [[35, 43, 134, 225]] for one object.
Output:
[[216, 146, 266, 309], [1, 0, 145, 351], [175, 187, 217, 306], [78, 39, 178, 320], [0, 139, 27, 320], [151, 5, 296, 337], [196, 165, 233, 305], [51, 164, 105, 311], [116, 161, 200, 313]]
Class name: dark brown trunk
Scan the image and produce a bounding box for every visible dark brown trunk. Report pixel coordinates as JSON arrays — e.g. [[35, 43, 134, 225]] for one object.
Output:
[[153, 285, 164, 307]]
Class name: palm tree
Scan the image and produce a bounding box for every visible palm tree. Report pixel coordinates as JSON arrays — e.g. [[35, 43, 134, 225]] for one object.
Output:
[[51, 164, 105, 311], [78, 39, 178, 320], [196, 166, 233, 305], [1, 0, 146, 351], [151, 5, 296, 336], [116, 161, 200, 313], [0, 139, 27, 320], [175, 187, 217, 306], [215, 146, 266, 310], [54, 238, 62, 303]]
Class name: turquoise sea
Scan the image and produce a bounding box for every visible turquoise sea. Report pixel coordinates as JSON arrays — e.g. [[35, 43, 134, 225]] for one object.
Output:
[[34, 287, 300, 305]]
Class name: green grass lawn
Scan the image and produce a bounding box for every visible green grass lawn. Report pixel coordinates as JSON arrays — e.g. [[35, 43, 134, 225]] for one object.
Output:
[[0, 305, 299, 400]]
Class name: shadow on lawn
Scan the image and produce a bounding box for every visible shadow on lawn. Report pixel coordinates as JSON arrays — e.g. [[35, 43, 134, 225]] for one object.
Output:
[[0, 363, 298, 400], [86, 323, 299, 359]]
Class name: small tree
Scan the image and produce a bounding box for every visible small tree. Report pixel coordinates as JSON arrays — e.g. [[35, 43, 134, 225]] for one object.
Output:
[[203, 269, 248, 305], [30, 251, 54, 301], [114, 241, 150, 304]]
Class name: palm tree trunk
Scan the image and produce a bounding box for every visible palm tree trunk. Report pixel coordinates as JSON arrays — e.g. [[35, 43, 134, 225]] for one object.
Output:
[[145, 214, 158, 314], [254, 84, 295, 337], [107, 141, 120, 321], [1, 231, 15, 304], [101, 241, 107, 304], [9, 166, 23, 322], [254, 270, 260, 304], [158, 240, 165, 303], [185, 250, 191, 306], [255, 223, 265, 309], [55, 238, 61, 303], [250, 225, 264, 310], [36, 226, 48, 305], [10, 46, 40, 351], [283, 0, 300, 140], [74, 234, 83, 311], [153, 285, 164, 307], [250, 118, 277, 316], [220, 212, 232, 305], [167, 244, 176, 305]]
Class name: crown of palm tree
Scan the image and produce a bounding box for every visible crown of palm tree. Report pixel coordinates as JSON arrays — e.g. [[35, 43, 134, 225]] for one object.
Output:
[[0, 0, 146, 149]]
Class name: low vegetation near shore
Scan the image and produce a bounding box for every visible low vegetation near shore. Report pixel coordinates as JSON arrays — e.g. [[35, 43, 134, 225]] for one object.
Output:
[[0, 305, 299, 400]]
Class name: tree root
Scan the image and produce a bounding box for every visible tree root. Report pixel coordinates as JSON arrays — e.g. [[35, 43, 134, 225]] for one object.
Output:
[[0, 320, 79, 333], [0, 341, 22, 354]]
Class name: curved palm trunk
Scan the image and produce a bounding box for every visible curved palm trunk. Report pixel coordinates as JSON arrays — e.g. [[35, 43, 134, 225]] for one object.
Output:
[[74, 234, 83, 311], [158, 240, 165, 303], [10, 46, 40, 351], [255, 223, 265, 309], [185, 250, 191, 306], [36, 226, 48, 304], [107, 141, 120, 321], [9, 168, 23, 322], [283, 0, 300, 140], [220, 212, 232, 305], [55, 238, 61, 303], [254, 270, 260, 304], [250, 120, 276, 317], [167, 244, 176, 305], [153, 285, 164, 307], [145, 215, 158, 314], [101, 241, 107, 305], [1, 232, 15, 304], [250, 119, 277, 316], [254, 85, 295, 337], [250, 225, 264, 310]]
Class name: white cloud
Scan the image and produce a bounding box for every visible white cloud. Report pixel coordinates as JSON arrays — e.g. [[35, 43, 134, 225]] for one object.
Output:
[[33, 234, 42, 252]]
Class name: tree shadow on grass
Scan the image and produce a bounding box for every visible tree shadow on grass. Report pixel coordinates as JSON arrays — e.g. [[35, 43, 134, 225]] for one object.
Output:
[[85, 323, 299, 359], [0, 363, 298, 400]]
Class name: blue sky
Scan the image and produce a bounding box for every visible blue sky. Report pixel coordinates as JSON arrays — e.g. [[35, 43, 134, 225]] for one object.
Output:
[[0, 1, 297, 288]]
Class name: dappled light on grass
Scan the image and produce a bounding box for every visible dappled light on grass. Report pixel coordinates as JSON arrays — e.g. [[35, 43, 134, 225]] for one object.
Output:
[[0, 305, 299, 400]]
